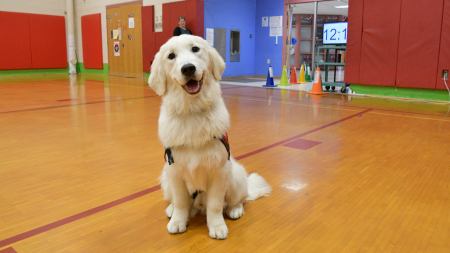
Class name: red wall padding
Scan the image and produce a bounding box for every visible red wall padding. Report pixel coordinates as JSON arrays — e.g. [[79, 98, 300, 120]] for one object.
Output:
[[142, 6, 155, 72], [358, 0, 402, 87], [396, 0, 444, 89], [344, 0, 363, 84], [29, 14, 67, 69], [81, 14, 103, 69], [0, 11, 33, 70], [437, 0, 450, 90]]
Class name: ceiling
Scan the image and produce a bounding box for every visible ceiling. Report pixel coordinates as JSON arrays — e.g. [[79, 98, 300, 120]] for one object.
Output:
[[291, 0, 349, 16]]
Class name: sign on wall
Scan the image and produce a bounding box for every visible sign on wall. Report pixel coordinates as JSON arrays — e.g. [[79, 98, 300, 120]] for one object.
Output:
[[114, 41, 120, 56], [270, 16, 282, 37], [262, 16, 268, 27], [206, 28, 214, 46]]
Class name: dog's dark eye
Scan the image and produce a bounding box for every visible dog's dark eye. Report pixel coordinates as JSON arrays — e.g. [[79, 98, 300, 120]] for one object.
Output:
[[168, 53, 175, 60], [192, 47, 200, 53]]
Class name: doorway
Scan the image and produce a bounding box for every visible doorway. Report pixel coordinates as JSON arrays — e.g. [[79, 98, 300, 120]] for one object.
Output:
[[106, 2, 144, 78]]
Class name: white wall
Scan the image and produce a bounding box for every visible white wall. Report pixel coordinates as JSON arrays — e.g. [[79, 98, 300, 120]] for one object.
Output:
[[1, 0, 66, 16]]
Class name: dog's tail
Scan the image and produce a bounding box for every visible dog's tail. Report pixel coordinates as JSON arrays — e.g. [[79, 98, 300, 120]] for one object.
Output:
[[246, 173, 272, 201]]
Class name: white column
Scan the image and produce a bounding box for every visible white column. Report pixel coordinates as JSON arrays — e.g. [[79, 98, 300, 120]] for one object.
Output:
[[67, 0, 76, 74]]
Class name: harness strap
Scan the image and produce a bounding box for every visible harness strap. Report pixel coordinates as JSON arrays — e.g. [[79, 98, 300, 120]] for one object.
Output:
[[164, 133, 230, 166], [164, 148, 174, 165]]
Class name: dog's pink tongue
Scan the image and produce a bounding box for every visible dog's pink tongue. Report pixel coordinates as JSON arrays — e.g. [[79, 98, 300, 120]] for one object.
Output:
[[185, 80, 200, 93]]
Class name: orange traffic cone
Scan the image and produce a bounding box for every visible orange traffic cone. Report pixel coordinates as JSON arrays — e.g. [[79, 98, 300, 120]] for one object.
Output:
[[289, 65, 298, 84], [307, 68, 327, 95]]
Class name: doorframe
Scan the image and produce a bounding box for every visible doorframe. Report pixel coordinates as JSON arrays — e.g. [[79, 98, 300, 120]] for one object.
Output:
[[282, 0, 335, 72], [106, 0, 144, 77], [106, 0, 143, 10]]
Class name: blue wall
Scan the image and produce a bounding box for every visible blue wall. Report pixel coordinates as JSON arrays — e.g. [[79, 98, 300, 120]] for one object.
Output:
[[254, 0, 284, 76], [204, 0, 256, 77]]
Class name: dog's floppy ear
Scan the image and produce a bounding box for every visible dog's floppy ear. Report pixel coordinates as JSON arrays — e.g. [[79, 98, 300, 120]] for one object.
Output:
[[207, 45, 226, 81], [148, 51, 166, 96]]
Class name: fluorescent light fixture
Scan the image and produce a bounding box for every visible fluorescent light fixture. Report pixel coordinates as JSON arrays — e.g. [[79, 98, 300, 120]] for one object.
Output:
[[334, 5, 349, 8]]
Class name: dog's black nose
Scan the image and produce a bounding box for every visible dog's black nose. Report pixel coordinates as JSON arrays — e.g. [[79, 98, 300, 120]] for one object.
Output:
[[181, 64, 196, 76]]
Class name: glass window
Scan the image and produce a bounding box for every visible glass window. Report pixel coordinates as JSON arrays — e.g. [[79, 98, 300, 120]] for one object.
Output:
[[292, 15, 297, 26], [326, 16, 338, 23], [230, 30, 240, 62], [300, 54, 312, 65], [301, 27, 311, 39], [300, 41, 311, 53], [316, 26, 323, 40], [301, 15, 313, 25], [316, 15, 325, 25]]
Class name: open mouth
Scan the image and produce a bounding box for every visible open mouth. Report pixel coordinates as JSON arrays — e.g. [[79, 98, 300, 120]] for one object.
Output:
[[182, 76, 203, 95]]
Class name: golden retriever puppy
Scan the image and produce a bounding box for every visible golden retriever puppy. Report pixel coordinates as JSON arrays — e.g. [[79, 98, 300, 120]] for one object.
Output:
[[148, 35, 271, 239]]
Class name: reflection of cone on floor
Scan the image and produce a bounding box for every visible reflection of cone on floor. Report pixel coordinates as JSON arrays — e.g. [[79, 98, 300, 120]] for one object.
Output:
[[289, 65, 298, 84], [305, 64, 311, 82], [262, 66, 277, 87], [297, 65, 307, 83], [280, 89, 288, 100], [277, 66, 291, 86], [311, 94, 322, 119], [307, 68, 327, 95]]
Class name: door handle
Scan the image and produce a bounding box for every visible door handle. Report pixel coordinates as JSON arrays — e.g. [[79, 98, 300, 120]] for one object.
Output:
[[122, 44, 125, 48]]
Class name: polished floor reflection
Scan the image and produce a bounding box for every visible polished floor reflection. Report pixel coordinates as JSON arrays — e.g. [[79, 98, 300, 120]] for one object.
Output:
[[1, 74, 450, 252]]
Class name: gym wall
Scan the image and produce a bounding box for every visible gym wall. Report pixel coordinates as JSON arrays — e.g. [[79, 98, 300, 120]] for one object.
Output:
[[345, 0, 450, 90]]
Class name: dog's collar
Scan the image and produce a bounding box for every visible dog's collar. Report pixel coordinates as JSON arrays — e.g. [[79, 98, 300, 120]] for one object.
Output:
[[163, 133, 230, 165]]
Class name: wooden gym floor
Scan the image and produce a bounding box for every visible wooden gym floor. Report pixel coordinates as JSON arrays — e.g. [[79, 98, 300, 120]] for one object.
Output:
[[1, 74, 450, 253]]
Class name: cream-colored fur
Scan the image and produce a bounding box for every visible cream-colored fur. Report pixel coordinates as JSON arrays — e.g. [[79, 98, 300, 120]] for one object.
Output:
[[148, 35, 271, 239]]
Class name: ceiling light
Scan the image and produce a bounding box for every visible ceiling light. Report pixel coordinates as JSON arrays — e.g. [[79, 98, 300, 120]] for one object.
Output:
[[334, 5, 349, 8]]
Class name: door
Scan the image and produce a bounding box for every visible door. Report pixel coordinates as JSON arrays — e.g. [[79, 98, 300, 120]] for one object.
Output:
[[106, 4, 144, 78]]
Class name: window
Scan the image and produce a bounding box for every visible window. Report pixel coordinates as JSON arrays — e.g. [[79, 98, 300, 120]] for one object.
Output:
[[230, 30, 240, 62]]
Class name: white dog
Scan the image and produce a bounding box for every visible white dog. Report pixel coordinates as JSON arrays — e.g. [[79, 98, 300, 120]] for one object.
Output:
[[148, 35, 271, 239]]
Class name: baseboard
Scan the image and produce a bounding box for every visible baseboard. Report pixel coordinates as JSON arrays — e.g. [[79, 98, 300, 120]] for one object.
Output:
[[222, 75, 280, 80]]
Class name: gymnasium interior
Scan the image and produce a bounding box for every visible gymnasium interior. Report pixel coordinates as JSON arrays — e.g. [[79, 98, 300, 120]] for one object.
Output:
[[1, 0, 450, 252]]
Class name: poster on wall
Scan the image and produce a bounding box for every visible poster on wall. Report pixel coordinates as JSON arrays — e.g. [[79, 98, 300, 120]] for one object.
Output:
[[270, 16, 282, 37], [262, 16, 268, 27], [206, 28, 214, 46], [114, 41, 120, 56], [129, 17, 135, 28]]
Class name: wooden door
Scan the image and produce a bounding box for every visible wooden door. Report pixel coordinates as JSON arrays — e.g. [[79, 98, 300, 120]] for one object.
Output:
[[107, 7, 122, 76], [106, 4, 143, 78], [120, 4, 143, 78]]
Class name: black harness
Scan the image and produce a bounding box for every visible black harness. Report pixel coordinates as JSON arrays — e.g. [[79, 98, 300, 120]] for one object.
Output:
[[164, 133, 230, 165], [163, 134, 231, 200]]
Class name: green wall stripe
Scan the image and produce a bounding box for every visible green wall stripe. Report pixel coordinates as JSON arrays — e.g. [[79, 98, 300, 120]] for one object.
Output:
[[0, 65, 70, 76], [351, 84, 450, 102], [76, 63, 109, 75]]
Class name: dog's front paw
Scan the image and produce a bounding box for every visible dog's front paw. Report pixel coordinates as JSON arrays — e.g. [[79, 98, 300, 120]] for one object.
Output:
[[167, 219, 187, 234], [166, 203, 174, 218], [209, 225, 228, 239], [226, 203, 244, 220]]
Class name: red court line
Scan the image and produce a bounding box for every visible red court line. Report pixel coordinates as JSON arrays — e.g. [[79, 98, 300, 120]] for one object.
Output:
[[0, 108, 372, 248], [0, 248, 17, 253], [0, 95, 157, 114], [0, 185, 161, 249], [235, 108, 373, 160]]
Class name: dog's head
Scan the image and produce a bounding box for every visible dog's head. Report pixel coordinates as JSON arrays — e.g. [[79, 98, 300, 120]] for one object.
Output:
[[148, 35, 225, 97]]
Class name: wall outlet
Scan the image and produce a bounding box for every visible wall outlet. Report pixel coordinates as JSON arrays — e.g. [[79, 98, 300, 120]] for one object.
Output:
[[267, 59, 270, 64], [443, 70, 449, 79]]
